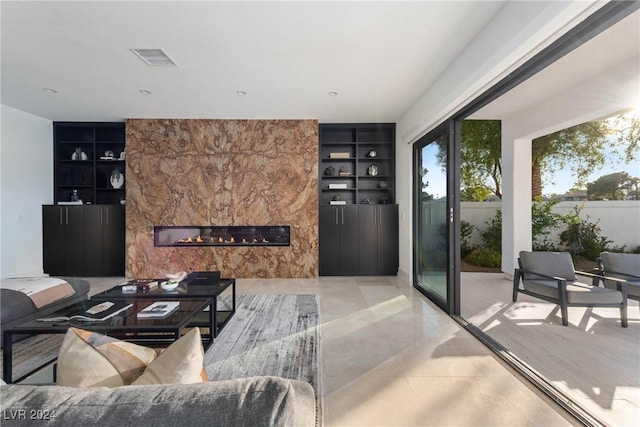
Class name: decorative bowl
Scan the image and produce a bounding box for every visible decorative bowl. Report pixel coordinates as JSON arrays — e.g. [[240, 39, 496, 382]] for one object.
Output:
[[160, 280, 179, 291]]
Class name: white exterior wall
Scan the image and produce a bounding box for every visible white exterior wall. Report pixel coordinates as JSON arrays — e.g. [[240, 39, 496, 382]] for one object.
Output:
[[1, 105, 53, 278], [461, 201, 640, 251]]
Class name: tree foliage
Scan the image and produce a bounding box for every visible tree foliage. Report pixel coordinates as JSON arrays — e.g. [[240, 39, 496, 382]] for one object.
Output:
[[459, 120, 501, 200], [458, 113, 639, 200], [586, 171, 634, 200]]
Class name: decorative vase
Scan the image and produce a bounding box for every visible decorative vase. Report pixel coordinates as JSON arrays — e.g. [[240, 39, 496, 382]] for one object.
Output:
[[367, 164, 379, 176], [71, 147, 88, 160], [110, 169, 124, 189]]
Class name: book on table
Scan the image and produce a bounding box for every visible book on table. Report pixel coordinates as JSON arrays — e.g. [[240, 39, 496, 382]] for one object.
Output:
[[136, 301, 180, 318], [121, 279, 159, 293], [37, 301, 133, 322]]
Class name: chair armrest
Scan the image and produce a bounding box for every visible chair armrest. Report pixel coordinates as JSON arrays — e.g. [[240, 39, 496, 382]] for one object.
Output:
[[517, 267, 568, 282], [604, 270, 640, 280]]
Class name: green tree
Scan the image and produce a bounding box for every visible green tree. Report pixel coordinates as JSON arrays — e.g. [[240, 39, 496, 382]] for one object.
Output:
[[459, 113, 639, 200], [586, 171, 634, 200], [459, 120, 501, 200]]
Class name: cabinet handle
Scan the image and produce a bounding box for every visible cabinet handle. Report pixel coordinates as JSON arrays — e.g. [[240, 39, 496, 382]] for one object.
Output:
[[59, 208, 63, 225], [106, 208, 109, 225], [335, 207, 339, 225], [65, 208, 69, 225], [379, 207, 382, 224], [341, 208, 344, 225], [100, 208, 103, 225]]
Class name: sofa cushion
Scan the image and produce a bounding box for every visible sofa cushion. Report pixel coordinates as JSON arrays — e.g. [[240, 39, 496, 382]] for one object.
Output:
[[0, 377, 316, 427]]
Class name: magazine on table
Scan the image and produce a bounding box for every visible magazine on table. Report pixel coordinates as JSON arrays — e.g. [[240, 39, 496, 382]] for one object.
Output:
[[37, 301, 133, 322], [136, 301, 180, 318]]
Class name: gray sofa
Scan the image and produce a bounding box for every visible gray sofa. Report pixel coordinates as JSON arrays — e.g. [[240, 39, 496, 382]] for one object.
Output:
[[0, 376, 316, 427], [1, 277, 90, 345]]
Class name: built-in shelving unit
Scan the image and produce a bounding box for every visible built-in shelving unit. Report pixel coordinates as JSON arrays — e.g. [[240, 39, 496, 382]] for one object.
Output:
[[54, 122, 126, 205], [318, 123, 395, 206], [318, 123, 398, 276]]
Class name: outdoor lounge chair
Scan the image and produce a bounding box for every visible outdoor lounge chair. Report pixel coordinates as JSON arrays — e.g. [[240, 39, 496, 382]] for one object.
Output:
[[598, 252, 640, 304], [513, 251, 627, 327]]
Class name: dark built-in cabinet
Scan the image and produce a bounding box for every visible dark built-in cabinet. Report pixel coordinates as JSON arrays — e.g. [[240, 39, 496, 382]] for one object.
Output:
[[318, 123, 399, 276], [43, 205, 125, 276], [44, 122, 126, 277]]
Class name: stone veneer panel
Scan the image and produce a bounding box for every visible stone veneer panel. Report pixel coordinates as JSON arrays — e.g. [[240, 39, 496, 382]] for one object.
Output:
[[125, 119, 318, 278]]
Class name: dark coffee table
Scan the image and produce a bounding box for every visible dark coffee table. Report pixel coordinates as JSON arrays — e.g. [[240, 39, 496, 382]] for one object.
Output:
[[91, 272, 236, 338], [2, 297, 213, 384]]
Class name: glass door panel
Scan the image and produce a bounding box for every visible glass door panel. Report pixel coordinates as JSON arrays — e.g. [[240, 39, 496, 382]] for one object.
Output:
[[415, 132, 449, 305]]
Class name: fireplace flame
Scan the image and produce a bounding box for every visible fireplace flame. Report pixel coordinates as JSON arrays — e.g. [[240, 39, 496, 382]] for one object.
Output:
[[175, 235, 269, 245]]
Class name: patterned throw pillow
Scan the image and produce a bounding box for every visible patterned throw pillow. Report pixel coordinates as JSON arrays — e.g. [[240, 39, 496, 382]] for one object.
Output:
[[57, 327, 207, 387], [132, 328, 208, 385]]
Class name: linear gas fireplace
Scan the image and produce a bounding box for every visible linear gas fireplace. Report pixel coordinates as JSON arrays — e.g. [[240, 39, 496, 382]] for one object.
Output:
[[154, 225, 291, 247]]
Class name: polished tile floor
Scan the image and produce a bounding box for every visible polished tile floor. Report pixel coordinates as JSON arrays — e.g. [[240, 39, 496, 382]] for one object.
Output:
[[236, 276, 579, 426], [86, 275, 580, 426]]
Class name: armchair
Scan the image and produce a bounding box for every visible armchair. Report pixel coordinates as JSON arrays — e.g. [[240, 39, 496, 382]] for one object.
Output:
[[513, 251, 627, 327], [598, 252, 640, 303]]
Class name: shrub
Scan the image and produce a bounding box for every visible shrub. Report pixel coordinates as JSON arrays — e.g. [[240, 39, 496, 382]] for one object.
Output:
[[480, 209, 502, 252], [559, 206, 620, 260], [466, 247, 501, 268], [531, 198, 563, 251], [460, 220, 477, 257]]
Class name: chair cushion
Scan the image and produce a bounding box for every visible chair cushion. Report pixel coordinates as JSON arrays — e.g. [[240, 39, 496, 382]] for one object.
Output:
[[519, 251, 576, 281], [600, 252, 640, 279], [605, 279, 640, 298], [523, 279, 623, 304]]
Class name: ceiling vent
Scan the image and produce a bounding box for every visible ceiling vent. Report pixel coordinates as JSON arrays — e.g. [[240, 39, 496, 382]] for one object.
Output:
[[130, 49, 178, 66]]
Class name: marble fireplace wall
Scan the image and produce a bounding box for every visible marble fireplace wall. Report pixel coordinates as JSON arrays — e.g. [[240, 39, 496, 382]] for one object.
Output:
[[125, 119, 319, 278]]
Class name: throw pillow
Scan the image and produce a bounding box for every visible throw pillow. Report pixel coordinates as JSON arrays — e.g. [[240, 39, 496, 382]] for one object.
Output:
[[57, 327, 158, 387], [132, 327, 208, 385]]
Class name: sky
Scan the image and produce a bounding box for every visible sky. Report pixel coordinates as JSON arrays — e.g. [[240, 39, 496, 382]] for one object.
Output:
[[542, 140, 640, 196]]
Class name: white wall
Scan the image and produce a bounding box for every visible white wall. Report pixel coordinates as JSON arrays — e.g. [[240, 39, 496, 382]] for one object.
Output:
[[395, 1, 603, 282], [1, 105, 53, 278], [461, 201, 640, 252]]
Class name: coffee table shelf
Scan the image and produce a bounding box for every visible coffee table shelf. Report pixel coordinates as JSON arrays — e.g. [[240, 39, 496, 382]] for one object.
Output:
[[91, 275, 236, 338], [2, 298, 213, 384]]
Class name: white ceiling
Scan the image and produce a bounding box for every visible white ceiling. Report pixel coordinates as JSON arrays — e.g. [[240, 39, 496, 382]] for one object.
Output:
[[470, 9, 640, 120], [1, 1, 507, 123], [3, 2, 637, 125]]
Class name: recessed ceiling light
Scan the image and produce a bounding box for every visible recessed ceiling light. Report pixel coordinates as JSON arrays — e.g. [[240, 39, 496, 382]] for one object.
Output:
[[328, 91, 338, 96], [139, 89, 152, 95], [130, 49, 178, 66], [236, 91, 247, 96], [43, 88, 58, 94]]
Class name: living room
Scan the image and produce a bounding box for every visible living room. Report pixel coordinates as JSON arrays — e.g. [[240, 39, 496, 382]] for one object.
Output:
[[2, 1, 639, 426]]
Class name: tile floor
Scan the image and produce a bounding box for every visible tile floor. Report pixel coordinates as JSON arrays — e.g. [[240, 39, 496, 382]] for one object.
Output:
[[74, 275, 581, 425]]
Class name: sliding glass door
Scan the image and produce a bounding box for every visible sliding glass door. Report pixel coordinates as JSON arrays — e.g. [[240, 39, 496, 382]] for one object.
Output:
[[413, 123, 459, 314]]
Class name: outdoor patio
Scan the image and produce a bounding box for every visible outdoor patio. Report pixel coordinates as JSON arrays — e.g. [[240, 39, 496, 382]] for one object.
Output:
[[461, 272, 640, 426]]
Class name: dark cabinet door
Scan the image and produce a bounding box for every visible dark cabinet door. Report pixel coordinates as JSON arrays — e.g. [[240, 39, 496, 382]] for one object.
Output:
[[43, 205, 85, 275], [358, 205, 379, 275], [103, 205, 125, 275], [339, 206, 359, 275], [83, 205, 106, 275], [64, 206, 85, 275], [42, 206, 65, 275], [319, 206, 341, 275], [84, 205, 125, 276], [377, 205, 399, 274], [319, 205, 359, 275], [357, 205, 399, 275]]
